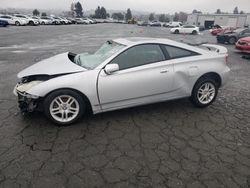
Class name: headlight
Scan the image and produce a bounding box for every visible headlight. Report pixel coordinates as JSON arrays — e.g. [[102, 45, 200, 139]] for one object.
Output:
[[16, 80, 43, 93]]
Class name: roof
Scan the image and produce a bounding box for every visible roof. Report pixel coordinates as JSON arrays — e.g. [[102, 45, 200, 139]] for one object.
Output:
[[113, 37, 180, 47], [112, 37, 217, 55]]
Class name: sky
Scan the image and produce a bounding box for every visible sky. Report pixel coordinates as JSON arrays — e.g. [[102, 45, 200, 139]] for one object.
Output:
[[1, 0, 250, 14]]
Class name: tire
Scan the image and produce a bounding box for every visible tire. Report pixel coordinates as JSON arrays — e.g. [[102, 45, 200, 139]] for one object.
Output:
[[41, 22, 45, 25], [15, 21, 20, 26], [44, 89, 85, 125], [192, 30, 197, 35], [174, 30, 179, 34], [190, 78, 218, 108], [29, 21, 34, 26], [228, 37, 236, 44]]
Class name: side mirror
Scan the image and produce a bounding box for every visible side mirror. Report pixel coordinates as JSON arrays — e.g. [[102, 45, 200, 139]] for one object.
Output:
[[104, 64, 119, 75]]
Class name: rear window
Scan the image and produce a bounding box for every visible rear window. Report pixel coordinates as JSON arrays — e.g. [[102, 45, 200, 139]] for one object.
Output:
[[163, 45, 198, 59]]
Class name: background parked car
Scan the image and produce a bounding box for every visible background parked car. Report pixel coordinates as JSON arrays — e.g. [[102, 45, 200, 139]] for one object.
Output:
[[217, 28, 250, 44], [235, 37, 250, 53], [0, 19, 9, 27], [0, 15, 26, 26], [40, 16, 55, 25], [211, 26, 236, 36], [31, 16, 52, 25], [170, 25, 199, 35], [66, 18, 77, 24], [50, 16, 62, 25], [165, 22, 183, 27], [137, 21, 148, 26], [13, 14, 39, 26], [74, 18, 85, 24], [149, 21, 161, 27]]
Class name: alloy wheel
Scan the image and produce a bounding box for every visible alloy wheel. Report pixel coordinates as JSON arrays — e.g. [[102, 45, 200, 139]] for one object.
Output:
[[49, 95, 80, 123], [197, 83, 216, 105]]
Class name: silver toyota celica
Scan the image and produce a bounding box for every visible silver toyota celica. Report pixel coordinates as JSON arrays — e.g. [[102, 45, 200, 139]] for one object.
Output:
[[14, 37, 230, 125]]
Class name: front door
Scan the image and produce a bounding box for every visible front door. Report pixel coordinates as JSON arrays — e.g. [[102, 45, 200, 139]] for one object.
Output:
[[97, 44, 175, 110]]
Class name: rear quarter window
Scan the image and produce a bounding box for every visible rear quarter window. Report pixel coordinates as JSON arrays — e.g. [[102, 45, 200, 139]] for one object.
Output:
[[163, 45, 199, 59]]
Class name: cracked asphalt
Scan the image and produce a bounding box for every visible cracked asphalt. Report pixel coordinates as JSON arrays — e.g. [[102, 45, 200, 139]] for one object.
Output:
[[0, 24, 250, 188]]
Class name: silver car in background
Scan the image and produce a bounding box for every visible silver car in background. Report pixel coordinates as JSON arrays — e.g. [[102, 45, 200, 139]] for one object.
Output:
[[14, 38, 230, 125]]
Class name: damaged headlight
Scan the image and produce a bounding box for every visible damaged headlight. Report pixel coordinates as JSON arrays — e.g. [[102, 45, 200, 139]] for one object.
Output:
[[14, 80, 43, 97]]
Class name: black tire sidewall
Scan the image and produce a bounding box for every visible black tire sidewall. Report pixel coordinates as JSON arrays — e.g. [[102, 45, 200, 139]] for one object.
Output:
[[175, 30, 179, 34], [44, 89, 85, 125], [15, 21, 20, 26], [191, 79, 218, 108]]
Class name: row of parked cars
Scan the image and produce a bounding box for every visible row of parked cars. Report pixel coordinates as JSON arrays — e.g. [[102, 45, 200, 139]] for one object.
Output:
[[210, 25, 250, 54], [0, 14, 97, 27], [138, 21, 200, 35], [137, 21, 183, 27]]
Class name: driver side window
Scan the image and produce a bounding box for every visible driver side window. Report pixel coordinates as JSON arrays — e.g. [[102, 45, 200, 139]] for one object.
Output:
[[110, 44, 165, 70]]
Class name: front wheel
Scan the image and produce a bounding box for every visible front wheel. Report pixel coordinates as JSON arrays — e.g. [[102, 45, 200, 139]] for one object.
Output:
[[228, 37, 236, 44], [190, 79, 218, 108], [15, 21, 20, 26], [44, 89, 85, 125]]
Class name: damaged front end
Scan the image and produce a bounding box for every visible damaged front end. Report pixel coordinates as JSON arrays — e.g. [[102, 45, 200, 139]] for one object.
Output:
[[14, 80, 43, 113]]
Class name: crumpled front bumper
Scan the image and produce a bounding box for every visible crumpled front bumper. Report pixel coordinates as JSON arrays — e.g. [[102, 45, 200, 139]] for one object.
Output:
[[13, 84, 41, 113]]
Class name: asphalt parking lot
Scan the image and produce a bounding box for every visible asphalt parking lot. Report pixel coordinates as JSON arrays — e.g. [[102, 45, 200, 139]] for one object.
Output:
[[0, 24, 250, 188]]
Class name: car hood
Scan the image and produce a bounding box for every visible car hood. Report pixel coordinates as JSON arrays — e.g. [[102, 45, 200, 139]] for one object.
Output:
[[18, 52, 86, 78]]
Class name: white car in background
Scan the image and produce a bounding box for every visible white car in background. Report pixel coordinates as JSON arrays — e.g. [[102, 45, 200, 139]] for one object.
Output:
[[14, 37, 230, 125], [31, 16, 52, 25], [13, 14, 39, 26], [170, 25, 200, 35], [166, 22, 183, 27], [0, 15, 27, 26], [82, 18, 91, 24]]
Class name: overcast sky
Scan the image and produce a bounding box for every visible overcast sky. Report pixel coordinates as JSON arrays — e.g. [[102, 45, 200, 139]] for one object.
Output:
[[1, 0, 250, 14]]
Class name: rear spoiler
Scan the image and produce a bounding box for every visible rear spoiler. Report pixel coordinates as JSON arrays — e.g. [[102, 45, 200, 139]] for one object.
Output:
[[183, 41, 228, 54], [200, 44, 228, 54]]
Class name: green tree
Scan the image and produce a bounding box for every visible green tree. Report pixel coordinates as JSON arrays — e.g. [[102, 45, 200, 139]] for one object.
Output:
[[173, 12, 179, 21], [41, 12, 47, 16], [149, 13, 154, 21], [159, 14, 166, 22], [233, 7, 239, 14], [112, 12, 124, 20], [75, 2, 83, 17], [33, 9, 40, 16], [125, 8, 132, 21], [94, 6, 101, 18], [216, 9, 221, 14], [178, 12, 188, 22], [100, 7, 107, 19]]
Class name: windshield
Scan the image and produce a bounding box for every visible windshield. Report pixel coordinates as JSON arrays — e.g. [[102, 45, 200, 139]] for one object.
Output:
[[74, 41, 126, 69]]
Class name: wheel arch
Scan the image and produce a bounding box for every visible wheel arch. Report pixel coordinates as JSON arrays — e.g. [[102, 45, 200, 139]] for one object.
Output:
[[42, 88, 93, 114], [192, 72, 222, 94]]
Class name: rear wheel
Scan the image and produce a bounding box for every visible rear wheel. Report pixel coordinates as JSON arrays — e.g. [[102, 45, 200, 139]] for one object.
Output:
[[174, 30, 179, 34], [41, 22, 45, 25], [228, 37, 236, 44], [190, 78, 218, 108], [192, 30, 197, 35], [44, 89, 85, 125]]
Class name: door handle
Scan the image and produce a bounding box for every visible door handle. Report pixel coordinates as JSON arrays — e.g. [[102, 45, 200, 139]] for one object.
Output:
[[160, 69, 169, 73]]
